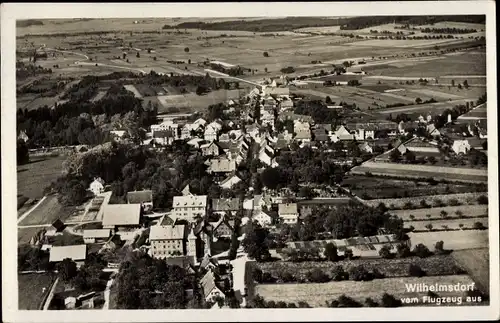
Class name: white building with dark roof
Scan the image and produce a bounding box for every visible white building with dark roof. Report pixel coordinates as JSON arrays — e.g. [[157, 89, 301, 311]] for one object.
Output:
[[150, 224, 196, 259], [89, 177, 105, 196], [83, 229, 111, 244], [172, 195, 208, 222]]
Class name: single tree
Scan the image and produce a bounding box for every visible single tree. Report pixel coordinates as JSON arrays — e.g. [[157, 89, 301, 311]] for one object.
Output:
[[263, 51, 269, 57], [57, 258, 78, 281], [415, 97, 422, 104], [184, 47, 189, 53], [434, 240, 445, 253], [425, 223, 433, 231], [378, 245, 392, 259], [324, 243, 338, 262], [413, 243, 432, 258]]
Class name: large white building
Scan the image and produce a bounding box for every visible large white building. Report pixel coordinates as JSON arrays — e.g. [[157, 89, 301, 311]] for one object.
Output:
[[172, 195, 208, 222], [278, 203, 299, 224], [149, 224, 196, 259], [88, 177, 105, 196]]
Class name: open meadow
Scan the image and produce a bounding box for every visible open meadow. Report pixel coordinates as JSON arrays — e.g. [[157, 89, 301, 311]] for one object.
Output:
[[255, 275, 477, 307], [17, 194, 74, 226], [18, 273, 57, 310], [17, 155, 67, 199]]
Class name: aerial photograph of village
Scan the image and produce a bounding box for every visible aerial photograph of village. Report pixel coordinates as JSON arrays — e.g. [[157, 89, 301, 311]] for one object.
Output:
[[15, 15, 489, 310]]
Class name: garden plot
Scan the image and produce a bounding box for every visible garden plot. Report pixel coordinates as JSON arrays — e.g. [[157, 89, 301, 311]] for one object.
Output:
[[408, 230, 488, 250], [347, 38, 463, 48], [392, 205, 488, 221], [405, 217, 488, 231], [255, 275, 476, 307]]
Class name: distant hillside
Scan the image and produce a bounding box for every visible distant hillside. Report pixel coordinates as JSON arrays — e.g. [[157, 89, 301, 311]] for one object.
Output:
[[162, 15, 485, 32]]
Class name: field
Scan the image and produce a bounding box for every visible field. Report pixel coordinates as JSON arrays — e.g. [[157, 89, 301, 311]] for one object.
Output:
[[18, 273, 57, 310], [255, 275, 478, 307], [391, 205, 488, 221], [17, 156, 67, 199], [362, 50, 486, 77], [156, 89, 246, 113], [17, 194, 75, 226], [341, 175, 487, 200], [452, 248, 490, 295], [18, 227, 47, 244], [457, 103, 487, 121], [351, 161, 488, 183], [256, 254, 465, 280], [363, 192, 487, 209], [408, 230, 488, 251], [405, 217, 488, 231], [17, 96, 58, 111]]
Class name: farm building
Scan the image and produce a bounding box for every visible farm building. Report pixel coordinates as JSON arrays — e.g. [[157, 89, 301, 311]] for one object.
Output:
[[404, 138, 440, 154], [49, 245, 87, 267], [201, 141, 223, 157], [212, 215, 236, 238], [83, 229, 111, 244], [102, 204, 142, 230], [127, 190, 154, 209]]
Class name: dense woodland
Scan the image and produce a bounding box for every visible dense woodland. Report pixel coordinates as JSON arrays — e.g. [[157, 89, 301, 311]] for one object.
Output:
[[47, 141, 217, 208], [17, 79, 157, 149], [161, 16, 485, 33], [114, 252, 198, 309]]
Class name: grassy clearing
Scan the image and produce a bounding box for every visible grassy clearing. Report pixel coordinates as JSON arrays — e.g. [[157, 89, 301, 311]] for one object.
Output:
[[18, 273, 57, 310], [452, 248, 489, 295], [18, 194, 75, 226], [255, 275, 476, 307], [392, 205, 488, 221], [408, 230, 488, 251], [18, 227, 48, 244], [17, 156, 67, 199]]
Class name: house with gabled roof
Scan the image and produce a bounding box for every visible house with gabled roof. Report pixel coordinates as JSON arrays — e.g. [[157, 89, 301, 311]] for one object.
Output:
[[89, 177, 105, 196], [212, 198, 240, 216], [207, 158, 236, 174], [426, 123, 441, 137], [102, 204, 142, 231], [219, 173, 242, 190], [212, 215, 235, 238], [452, 139, 471, 155], [252, 210, 272, 227], [172, 195, 208, 222], [358, 142, 373, 154], [200, 269, 227, 303], [201, 141, 223, 156], [49, 245, 87, 267], [278, 203, 299, 224]]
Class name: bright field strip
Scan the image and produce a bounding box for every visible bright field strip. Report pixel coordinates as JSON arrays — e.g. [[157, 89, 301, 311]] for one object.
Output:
[[255, 275, 475, 307], [451, 248, 489, 295], [408, 230, 488, 250]]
